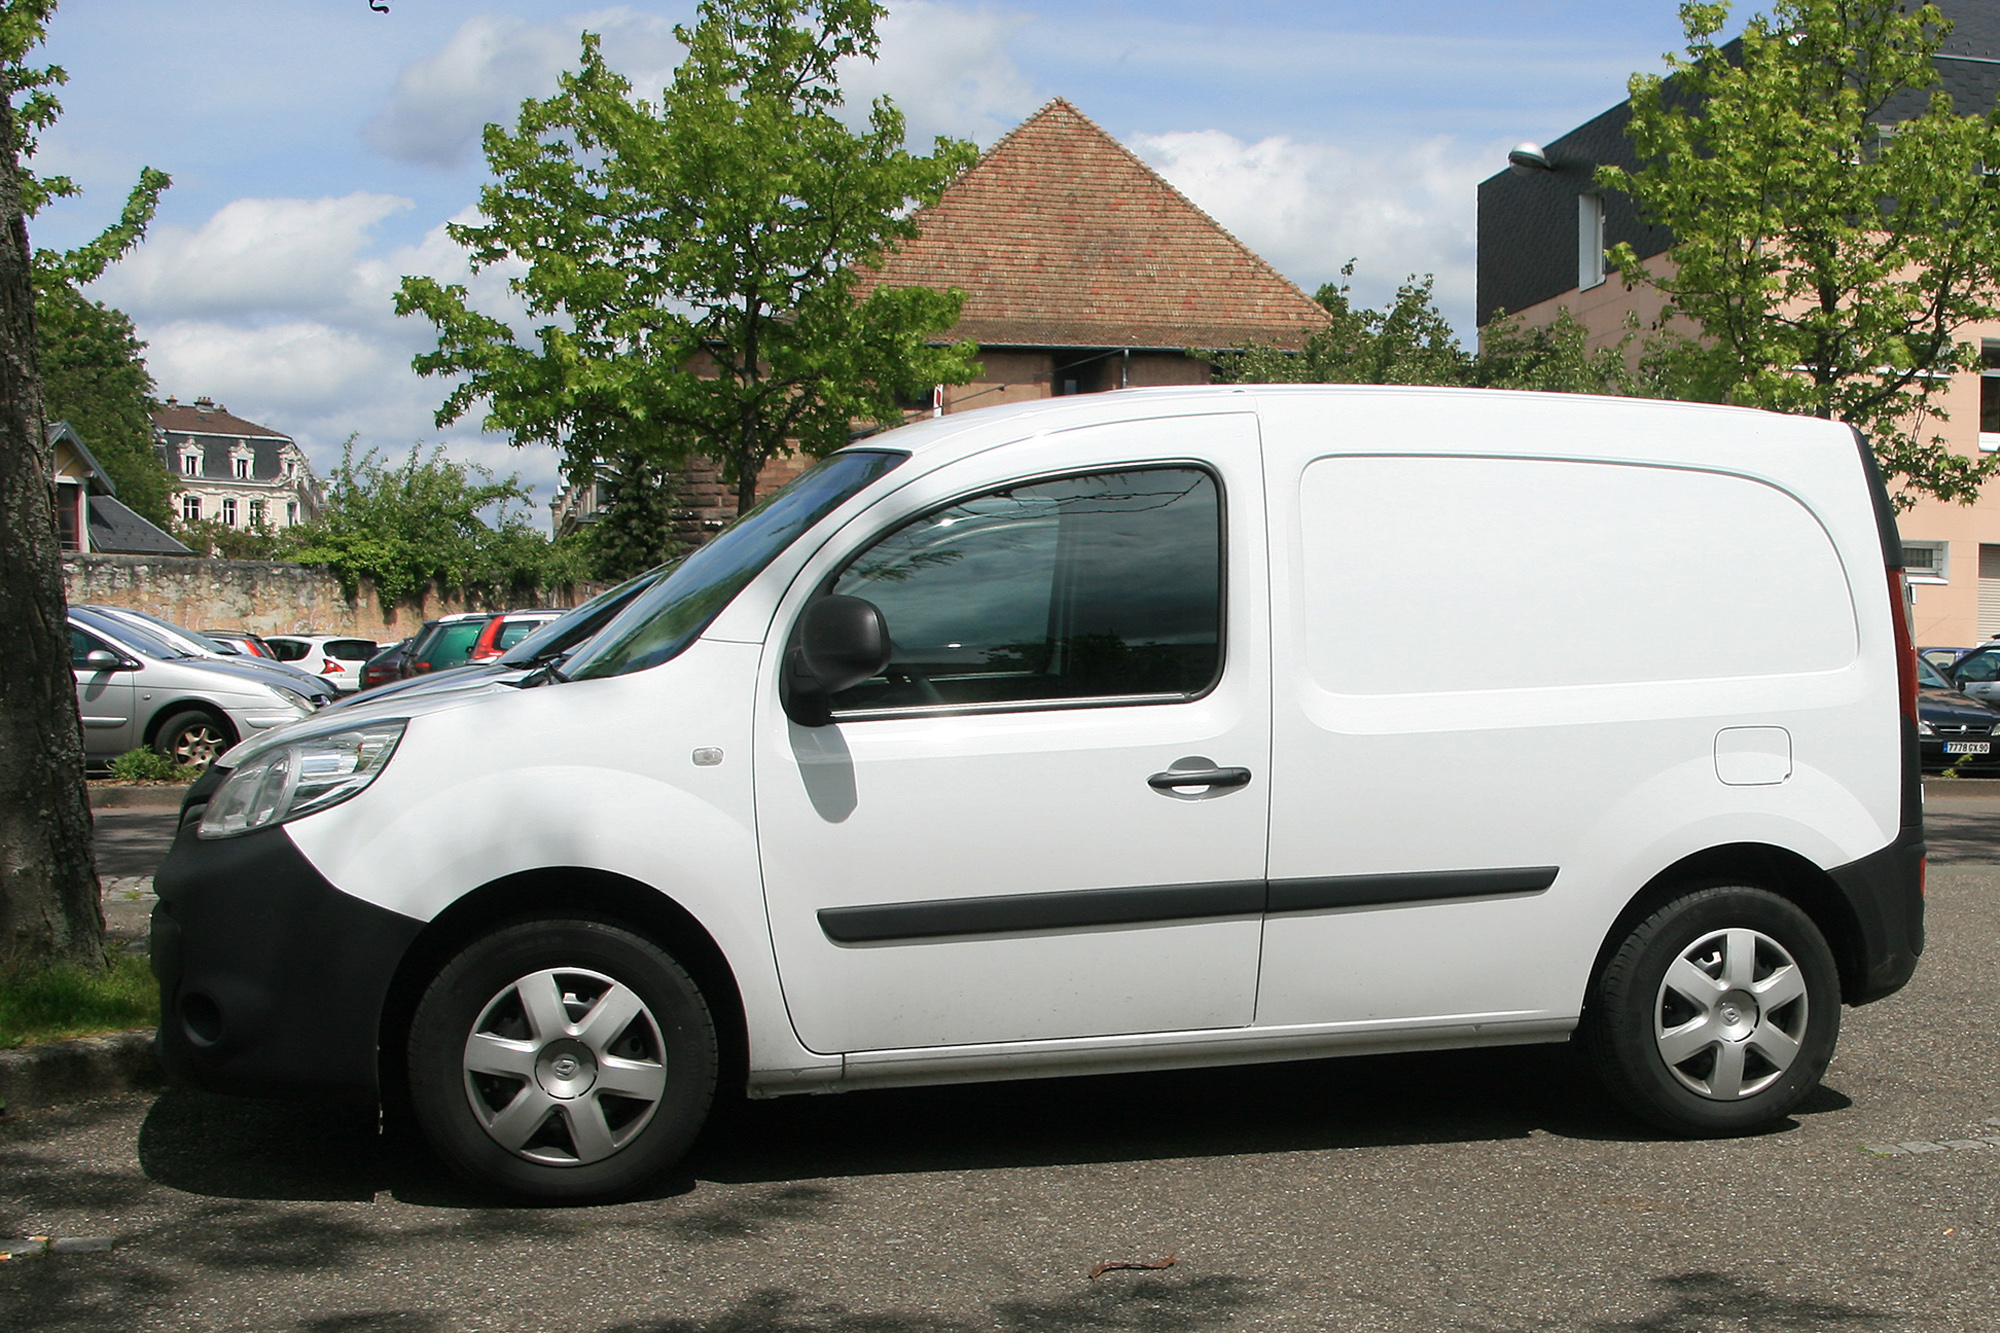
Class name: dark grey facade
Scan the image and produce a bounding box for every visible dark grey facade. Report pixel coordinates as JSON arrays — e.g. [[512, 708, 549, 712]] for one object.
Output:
[[1477, 1, 2000, 328]]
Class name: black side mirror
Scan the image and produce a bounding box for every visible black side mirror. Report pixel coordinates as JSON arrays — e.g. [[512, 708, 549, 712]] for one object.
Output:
[[82, 649, 132, 673], [783, 595, 890, 727]]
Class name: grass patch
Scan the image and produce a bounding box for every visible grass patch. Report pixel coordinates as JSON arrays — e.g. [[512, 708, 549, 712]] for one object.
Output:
[[106, 748, 202, 783], [0, 955, 159, 1049]]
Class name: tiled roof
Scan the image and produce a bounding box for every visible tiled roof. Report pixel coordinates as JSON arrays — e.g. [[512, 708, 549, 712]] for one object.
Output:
[[855, 99, 1329, 352], [87, 496, 191, 556], [150, 400, 290, 440]]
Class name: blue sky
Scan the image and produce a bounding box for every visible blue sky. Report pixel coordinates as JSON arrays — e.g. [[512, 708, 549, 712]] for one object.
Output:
[[32, 0, 1705, 520]]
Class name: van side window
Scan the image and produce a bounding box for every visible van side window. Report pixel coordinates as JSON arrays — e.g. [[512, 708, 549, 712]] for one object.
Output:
[[826, 466, 1222, 715]]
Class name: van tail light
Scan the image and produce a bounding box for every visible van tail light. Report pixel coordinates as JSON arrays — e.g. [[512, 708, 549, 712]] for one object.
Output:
[[469, 646, 501, 661], [1890, 565, 1917, 726]]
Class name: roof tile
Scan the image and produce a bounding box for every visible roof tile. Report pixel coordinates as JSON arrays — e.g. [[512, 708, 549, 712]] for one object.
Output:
[[857, 99, 1329, 351]]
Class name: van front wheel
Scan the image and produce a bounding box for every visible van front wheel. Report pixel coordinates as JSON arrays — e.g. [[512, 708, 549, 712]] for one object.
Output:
[[1585, 886, 1840, 1136], [408, 918, 718, 1202]]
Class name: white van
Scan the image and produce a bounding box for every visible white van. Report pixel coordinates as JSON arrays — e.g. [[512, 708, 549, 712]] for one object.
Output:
[[153, 387, 1925, 1200]]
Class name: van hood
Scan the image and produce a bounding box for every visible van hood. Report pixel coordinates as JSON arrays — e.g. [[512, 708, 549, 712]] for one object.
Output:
[[215, 672, 515, 769]]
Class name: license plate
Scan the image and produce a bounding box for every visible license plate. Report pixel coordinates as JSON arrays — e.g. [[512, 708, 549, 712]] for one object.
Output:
[[1945, 741, 1992, 755]]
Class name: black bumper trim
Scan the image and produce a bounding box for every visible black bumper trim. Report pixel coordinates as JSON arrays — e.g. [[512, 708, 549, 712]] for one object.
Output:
[[151, 820, 424, 1103], [1827, 821, 1926, 1006]]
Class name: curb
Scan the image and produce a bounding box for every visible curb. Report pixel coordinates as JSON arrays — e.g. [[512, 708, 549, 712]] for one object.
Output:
[[0, 1030, 163, 1117], [1923, 778, 2000, 797], [88, 785, 189, 811]]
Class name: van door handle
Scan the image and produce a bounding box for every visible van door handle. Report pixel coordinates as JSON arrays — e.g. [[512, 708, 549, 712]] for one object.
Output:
[[1148, 765, 1252, 791]]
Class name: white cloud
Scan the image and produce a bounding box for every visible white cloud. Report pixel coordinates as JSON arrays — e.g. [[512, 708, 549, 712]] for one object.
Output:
[[366, 9, 688, 169], [838, 1, 1040, 146], [90, 195, 566, 515], [1131, 129, 1492, 334], [94, 194, 415, 322]]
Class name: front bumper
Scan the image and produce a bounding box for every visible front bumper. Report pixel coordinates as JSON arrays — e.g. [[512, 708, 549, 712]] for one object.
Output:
[[151, 806, 423, 1104]]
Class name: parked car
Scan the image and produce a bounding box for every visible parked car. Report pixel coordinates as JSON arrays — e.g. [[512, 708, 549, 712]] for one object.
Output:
[[402, 612, 498, 678], [70, 612, 317, 767], [468, 610, 563, 663], [1918, 655, 2000, 772], [331, 566, 674, 709], [157, 387, 1923, 1202], [360, 639, 412, 692], [264, 634, 380, 694], [82, 605, 338, 707], [200, 630, 277, 659]]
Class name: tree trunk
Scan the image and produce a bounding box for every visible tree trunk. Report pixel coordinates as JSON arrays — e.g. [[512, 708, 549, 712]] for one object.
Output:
[[0, 83, 101, 972], [733, 455, 761, 518]]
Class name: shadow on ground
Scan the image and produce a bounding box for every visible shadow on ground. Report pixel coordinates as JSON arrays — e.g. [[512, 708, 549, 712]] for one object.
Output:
[[125, 1041, 1846, 1207]]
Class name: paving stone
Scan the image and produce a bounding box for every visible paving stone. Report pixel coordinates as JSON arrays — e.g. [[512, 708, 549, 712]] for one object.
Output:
[[1942, 1139, 1989, 1150], [1901, 1141, 1949, 1152], [1862, 1143, 1910, 1155], [48, 1237, 115, 1254]]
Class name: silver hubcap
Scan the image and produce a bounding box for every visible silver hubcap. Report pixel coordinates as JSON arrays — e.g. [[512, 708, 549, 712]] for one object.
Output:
[[171, 723, 225, 767], [1654, 927, 1809, 1100], [462, 968, 667, 1166]]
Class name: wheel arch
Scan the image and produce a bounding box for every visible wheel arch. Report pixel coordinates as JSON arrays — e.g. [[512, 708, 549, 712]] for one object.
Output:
[[377, 867, 749, 1115], [143, 701, 239, 751], [1590, 842, 1870, 1006]]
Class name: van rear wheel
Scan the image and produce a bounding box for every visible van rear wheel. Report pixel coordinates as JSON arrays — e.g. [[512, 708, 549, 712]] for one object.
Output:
[[1584, 886, 1840, 1136], [408, 918, 717, 1202]]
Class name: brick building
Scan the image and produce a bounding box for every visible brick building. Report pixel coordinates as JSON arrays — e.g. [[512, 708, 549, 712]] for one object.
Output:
[[555, 98, 1328, 542]]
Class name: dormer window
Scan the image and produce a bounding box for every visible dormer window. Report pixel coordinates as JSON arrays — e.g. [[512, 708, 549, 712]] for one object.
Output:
[[233, 455, 250, 479], [181, 452, 200, 477]]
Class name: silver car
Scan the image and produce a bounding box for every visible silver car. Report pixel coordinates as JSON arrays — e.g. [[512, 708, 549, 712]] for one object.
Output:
[[81, 604, 339, 706], [69, 612, 319, 767]]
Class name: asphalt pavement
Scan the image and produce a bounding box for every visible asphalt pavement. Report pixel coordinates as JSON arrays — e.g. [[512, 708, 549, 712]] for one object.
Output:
[[4, 800, 1997, 1331]]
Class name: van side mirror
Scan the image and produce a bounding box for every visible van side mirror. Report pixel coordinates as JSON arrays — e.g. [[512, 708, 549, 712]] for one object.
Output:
[[82, 649, 133, 673], [783, 595, 890, 727]]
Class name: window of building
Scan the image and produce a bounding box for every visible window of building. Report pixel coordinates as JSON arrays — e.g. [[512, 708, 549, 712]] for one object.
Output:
[[248, 499, 265, 526], [181, 452, 200, 477], [822, 466, 1223, 717], [1903, 540, 1949, 584], [182, 494, 202, 523], [1981, 344, 2000, 452], [221, 497, 237, 526], [286, 501, 298, 525], [233, 454, 250, 479], [1578, 194, 1607, 291], [55, 480, 79, 551]]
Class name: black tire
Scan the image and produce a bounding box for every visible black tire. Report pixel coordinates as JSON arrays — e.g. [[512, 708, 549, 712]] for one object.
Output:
[[152, 709, 233, 770], [408, 918, 718, 1202], [1584, 885, 1840, 1136]]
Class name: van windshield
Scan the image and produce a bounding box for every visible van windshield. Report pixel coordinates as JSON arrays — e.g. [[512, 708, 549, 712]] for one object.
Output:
[[564, 449, 907, 681]]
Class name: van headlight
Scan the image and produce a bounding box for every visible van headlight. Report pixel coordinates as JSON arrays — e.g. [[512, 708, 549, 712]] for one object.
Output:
[[199, 720, 407, 839]]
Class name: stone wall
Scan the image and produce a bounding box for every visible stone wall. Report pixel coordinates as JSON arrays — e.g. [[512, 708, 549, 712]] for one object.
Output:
[[63, 553, 603, 643]]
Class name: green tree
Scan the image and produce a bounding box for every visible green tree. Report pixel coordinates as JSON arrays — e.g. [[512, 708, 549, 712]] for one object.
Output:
[[583, 446, 683, 581], [1603, 0, 2000, 505], [1209, 264, 1471, 387], [289, 440, 585, 608], [31, 155, 168, 522], [1472, 308, 1650, 396], [397, 0, 981, 519], [38, 285, 167, 522]]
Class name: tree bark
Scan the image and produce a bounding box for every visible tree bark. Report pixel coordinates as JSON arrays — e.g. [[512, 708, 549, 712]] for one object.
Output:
[[0, 78, 101, 971]]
